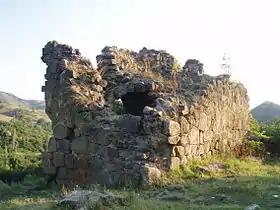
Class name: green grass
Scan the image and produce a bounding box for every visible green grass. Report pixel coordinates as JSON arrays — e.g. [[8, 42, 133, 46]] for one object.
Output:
[[1, 156, 280, 209]]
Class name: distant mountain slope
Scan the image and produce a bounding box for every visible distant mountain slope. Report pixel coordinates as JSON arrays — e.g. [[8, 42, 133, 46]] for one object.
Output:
[[251, 101, 280, 122], [0, 91, 48, 122], [0, 91, 45, 110]]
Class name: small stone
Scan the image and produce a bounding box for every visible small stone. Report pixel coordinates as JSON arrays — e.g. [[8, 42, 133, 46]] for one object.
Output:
[[57, 190, 129, 209], [143, 106, 154, 115], [178, 105, 189, 115], [180, 116, 189, 133], [170, 157, 180, 170], [244, 204, 260, 210], [140, 165, 162, 185], [168, 135, 180, 145], [180, 135, 189, 145], [175, 146, 185, 159], [181, 156, 188, 165], [60, 59, 68, 68]]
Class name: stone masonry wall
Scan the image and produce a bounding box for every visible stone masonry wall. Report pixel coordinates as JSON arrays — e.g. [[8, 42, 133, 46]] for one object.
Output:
[[41, 41, 250, 188]]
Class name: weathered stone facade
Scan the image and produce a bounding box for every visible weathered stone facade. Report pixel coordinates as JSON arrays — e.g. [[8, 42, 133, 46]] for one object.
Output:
[[41, 41, 250, 187]]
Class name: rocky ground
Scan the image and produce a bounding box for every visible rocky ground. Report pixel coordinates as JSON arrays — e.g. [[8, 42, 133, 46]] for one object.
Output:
[[1, 156, 280, 209]]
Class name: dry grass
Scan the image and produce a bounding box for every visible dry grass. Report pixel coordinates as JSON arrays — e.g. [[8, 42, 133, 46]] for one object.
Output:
[[64, 84, 93, 107], [63, 61, 104, 110], [0, 114, 12, 122], [112, 50, 181, 90]]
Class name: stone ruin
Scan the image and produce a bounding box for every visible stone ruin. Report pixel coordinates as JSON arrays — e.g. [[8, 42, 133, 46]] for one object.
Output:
[[41, 41, 250, 187]]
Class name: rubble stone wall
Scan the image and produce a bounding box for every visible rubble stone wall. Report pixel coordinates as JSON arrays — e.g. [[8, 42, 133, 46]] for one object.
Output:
[[41, 41, 250, 187]]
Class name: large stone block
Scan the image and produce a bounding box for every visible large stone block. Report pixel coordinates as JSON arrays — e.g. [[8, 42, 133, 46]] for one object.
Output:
[[162, 120, 181, 136], [65, 154, 75, 169], [53, 152, 65, 167], [53, 123, 72, 139], [57, 167, 72, 180], [188, 126, 200, 145], [73, 155, 88, 169], [71, 137, 89, 154], [179, 116, 190, 134], [48, 138, 56, 152], [41, 152, 56, 175], [118, 115, 141, 133], [57, 139, 70, 153]]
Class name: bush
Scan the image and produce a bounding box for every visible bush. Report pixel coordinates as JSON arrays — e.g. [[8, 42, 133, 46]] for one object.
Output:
[[171, 59, 181, 74], [246, 115, 280, 157], [259, 116, 280, 156], [0, 152, 44, 186], [242, 115, 267, 158], [0, 152, 42, 171], [242, 140, 266, 157], [112, 99, 125, 115]]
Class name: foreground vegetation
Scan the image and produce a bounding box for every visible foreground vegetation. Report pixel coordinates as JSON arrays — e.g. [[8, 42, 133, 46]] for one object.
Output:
[[1, 156, 280, 209]]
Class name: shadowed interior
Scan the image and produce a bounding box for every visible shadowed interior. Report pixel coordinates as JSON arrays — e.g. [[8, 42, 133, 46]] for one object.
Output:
[[121, 91, 157, 116]]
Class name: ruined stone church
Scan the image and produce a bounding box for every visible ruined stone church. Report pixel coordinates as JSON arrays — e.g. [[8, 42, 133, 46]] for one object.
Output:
[[41, 41, 249, 187]]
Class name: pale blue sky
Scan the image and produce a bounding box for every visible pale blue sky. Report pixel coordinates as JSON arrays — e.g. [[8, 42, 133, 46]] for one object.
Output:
[[0, 0, 279, 109]]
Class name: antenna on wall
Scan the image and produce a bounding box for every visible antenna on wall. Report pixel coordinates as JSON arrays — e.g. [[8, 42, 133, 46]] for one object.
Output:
[[220, 53, 232, 75]]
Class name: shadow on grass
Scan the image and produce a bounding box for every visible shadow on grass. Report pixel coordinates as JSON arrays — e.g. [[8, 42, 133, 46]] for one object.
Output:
[[4, 176, 275, 210], [0, 184, 61, 208], [0, 199, 56, 210], [263, 156, 280, 166], [137, 175, 280, 210]]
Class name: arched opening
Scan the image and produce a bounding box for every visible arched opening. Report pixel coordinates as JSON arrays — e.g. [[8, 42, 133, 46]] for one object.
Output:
[[121, 91, 157, 116]]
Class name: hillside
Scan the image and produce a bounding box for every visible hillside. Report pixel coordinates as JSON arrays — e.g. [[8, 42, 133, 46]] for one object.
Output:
[[0, 91, 45, 109], [251, 101, 280, 122], [0, 91, 48, 122]]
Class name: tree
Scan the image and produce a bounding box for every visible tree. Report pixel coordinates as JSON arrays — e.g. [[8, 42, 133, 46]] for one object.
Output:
[[11, 128, 18, 152]]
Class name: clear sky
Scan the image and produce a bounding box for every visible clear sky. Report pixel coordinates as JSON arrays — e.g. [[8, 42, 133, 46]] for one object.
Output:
[[0, 0, 279, 109]]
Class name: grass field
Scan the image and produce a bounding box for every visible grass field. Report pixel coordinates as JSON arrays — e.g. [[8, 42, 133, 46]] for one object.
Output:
[[1, 156, 280, 209]]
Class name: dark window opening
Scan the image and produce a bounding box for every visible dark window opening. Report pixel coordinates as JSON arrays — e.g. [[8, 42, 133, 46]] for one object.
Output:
[[121, 91, 157, 116]]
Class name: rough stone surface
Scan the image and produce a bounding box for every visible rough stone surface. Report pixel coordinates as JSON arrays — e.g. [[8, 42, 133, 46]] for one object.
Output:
[[41, 41, 250, 187], [57, 190, 129, 209]]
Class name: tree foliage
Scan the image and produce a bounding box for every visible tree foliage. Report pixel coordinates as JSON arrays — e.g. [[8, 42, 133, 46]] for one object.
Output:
[[171, 59, 181, 74], [247, 115, 280, 156], [0, 117, 52, 153], [249, 114, 269, 139]]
